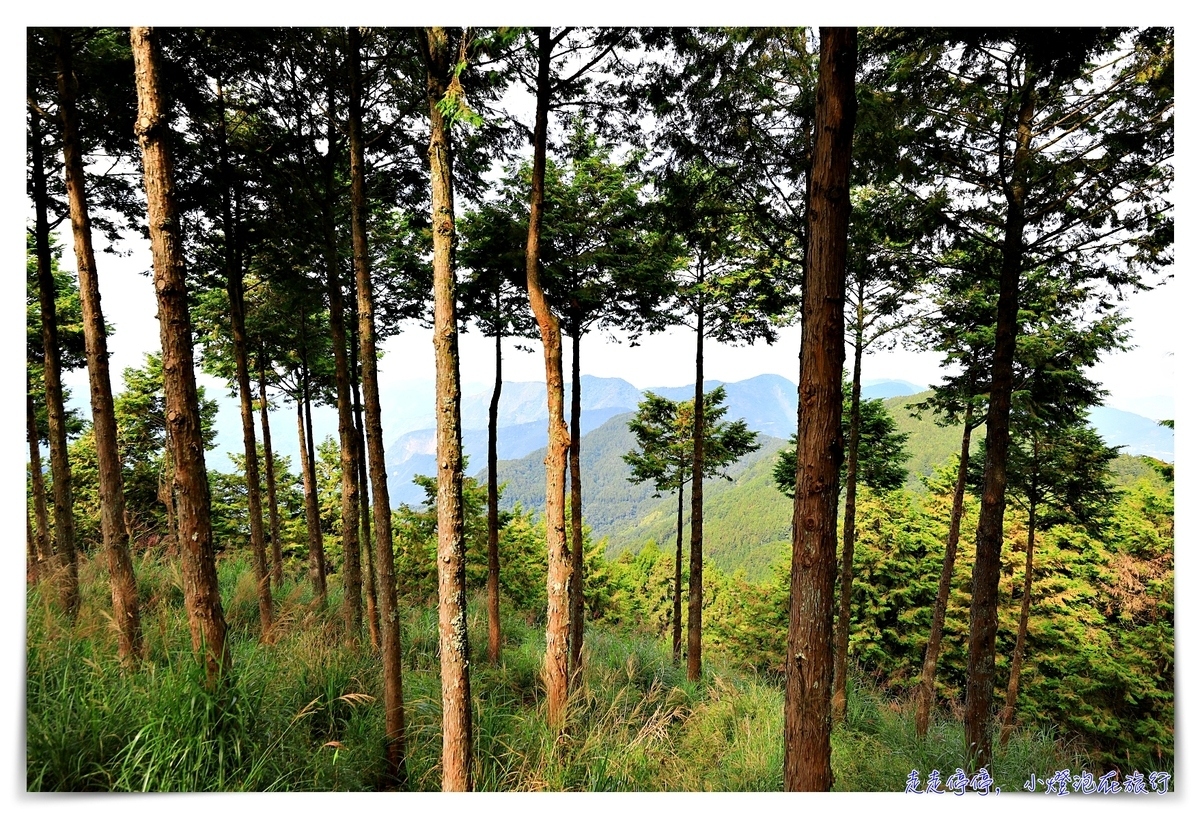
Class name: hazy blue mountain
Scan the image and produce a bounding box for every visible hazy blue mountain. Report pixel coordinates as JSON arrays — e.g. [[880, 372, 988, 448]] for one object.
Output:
[[861, 379, 924, 400], [1086, 406, 1174, 462]]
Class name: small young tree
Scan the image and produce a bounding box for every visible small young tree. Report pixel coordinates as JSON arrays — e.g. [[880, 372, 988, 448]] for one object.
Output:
[[624, 385, 760, 663]]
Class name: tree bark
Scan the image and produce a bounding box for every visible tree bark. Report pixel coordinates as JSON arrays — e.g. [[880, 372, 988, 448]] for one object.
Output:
[[568, 325, 585, 679], [915, 403, 975, 737], [27, 390, 52, 577], [487, 315, 503, 664], [55, 29, 143, 660], [422, 25, 473, 791], [322, 84, 362, 641], [258, 357, 284, 589], [686, 294, 705, 683], [524, 27, 571, 730], [1000, 499, 1038, 746], [673, 479, 684, 664], [831, 318, 864, 723], [296, 383, 326, 605], [784, 26, 856, 793], [29, 96, 79, 619], [350, 323, 380, 650], [212, 78, 272, 637], [131, 25, 229, 686], [349, 25, 406, 788], [964, 73, 1036, 771]]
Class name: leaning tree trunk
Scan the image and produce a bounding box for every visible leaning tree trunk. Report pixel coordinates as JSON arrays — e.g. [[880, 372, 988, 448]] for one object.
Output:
[[322, 90, 362, 642], [686, 293, 705, 683], [131, 25, 229, 686], [348, 24, 406, 788], [55, 29, 143, 660], [784, 26, 856, 793], [568, 324, 585, 679], [964, 74, 1036, 772], [673, 478, 684, 664], [213, 79, 272, 637], [1000, 498, 1038, 746], [258, 358, 284, 590], [423, 25, 473, 791], [831, 321, 864, 723], [27, 390, 52, 578], [487, 318, 503, 664], [524, 26, 571, 730], [29, 99, 79, 619], [296, 385, 326, 606], [915, 403, 975, 736]]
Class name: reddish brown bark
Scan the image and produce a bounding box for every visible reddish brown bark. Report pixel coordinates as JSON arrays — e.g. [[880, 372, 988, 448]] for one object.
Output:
[[55, 29, 143, 660], [422, 25, 473, 791], [28, 96, 79, 619], [965, 74, 1036, 771], [131, 25, 229, 686], [296, 386, 326, 605], [999, 501, 1038, 746], [350, 328, 380, 650], [348, 25, 406, 787], [27, 390, 52, 578], [915, 404, 975, 737], [673, 481, 684, 664], [525, 27, 571, 729], [784, 26, 856, 793]]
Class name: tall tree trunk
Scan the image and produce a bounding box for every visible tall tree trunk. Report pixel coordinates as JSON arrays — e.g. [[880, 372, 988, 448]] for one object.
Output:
[[1000, 499, 1038, 746], [258, 357, 284, 589], [131, 25, 229, 686], [213, 78, 272, 637], [27, 390, 52, 576], [350, 322, 380, 650], [915, 403, 975, 737], [964, 74, 1036, 771], [296, 387, 326, 605], [784, 26, 856, 793], [568, 325, 585, 679], [348, 25, 406, 788], [158, 438, 179, 557], [686, 294, 705, 683], [673, 478, 684, 664], [55, 29, 143, 659], [831, 318, 864, 723], [322, 84, 362, 642], [487, 318, 503, 664], [524, 26, 571, 730], [29, 98, 79, 619], [422, 25, 473, 791]]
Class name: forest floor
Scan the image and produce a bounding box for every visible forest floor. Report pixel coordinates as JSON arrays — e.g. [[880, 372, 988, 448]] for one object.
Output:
[[27, 551, 1090, 792]]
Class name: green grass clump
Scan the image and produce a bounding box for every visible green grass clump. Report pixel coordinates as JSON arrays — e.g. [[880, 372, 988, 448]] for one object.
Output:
[[27, 551, 1084, 791]]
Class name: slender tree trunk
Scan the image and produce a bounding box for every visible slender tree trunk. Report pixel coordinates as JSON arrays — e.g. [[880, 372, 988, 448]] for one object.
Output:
[[212, 79, 272, 637], [568, 325, 585, 679], [831, 322, 864, 723], [524, 26, 571, 730], [55, 30, 143, 659], [131, 25, 229, 686], [158, 439, 179, 557], [321, 87, 362, 642], [29, 98, 79, 619], [487, 319, 503, 664], [915, 403, 975, 737], [423, 25, 473, 791], [351, 324, 380, 650], [673, 479, 684, 664], [258, 358, 284, 589], [348, 25, 406, 788], [1000, 500, 1038, 746], [296, 389, 326, 605], [687, 294, 705, 683], [784, 26, 856, 793], [27, 390, 52, 576], [964, 75, 1036, 771]]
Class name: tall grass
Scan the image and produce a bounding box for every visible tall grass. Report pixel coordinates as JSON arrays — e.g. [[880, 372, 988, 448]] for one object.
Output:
[[27, 551, 1083, 791]]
